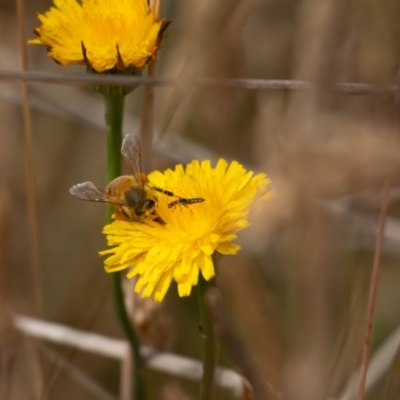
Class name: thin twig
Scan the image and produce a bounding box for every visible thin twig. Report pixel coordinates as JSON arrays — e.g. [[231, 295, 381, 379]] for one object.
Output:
[[32, 314, 400, 400], [41, 281, 110, 399], [357, 182, 390, 400], [13, 314, 249, 397], [140, 0, 161, 172], [357, 64, 400, 400], [337, 323, 400, 400], [207, 288, 279, 400], [15, 0, 41, 316], [139, 61, 157, 171], [42, 347, 118, 400], [139, 0, 161, 170], [15, 2, 44, 398], [0, 69, 398, 94], [0, 87, 219, 164]]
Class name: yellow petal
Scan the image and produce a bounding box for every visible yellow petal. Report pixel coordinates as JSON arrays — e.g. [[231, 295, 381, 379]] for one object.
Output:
[[200, 254, 215, 281], [99, 159, 272, 301], [29, 0, 169, 72]]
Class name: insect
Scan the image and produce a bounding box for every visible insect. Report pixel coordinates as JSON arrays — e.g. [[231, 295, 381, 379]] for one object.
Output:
[[69, 134, 205, 224]]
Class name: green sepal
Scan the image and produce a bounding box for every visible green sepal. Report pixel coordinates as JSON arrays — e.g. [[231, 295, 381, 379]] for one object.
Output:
[[88, 65, 142, 96]]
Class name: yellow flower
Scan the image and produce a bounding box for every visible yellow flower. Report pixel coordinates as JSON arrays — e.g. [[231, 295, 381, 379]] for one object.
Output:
[[101, 159, 272, 302], [29, 0, 170, 72]]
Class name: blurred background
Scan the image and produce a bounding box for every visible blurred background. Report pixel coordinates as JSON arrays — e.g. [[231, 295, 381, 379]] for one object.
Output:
[[2, 0, 400, 399]]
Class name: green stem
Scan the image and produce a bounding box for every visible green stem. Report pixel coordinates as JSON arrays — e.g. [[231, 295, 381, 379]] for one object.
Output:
[[198, 275, 216, 400], [104, 93, 146, 400]]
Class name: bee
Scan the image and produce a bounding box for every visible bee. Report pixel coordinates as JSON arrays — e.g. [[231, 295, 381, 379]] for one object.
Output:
[[69, 134, 205, 224]]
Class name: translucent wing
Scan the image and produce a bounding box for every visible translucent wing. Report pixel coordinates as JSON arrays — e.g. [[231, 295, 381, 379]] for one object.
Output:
[[121, 134, 145, 185], [69, 182, 123, 205]]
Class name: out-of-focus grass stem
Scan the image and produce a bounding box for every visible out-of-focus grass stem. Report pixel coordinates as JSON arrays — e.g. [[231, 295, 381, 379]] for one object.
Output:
[[16, 1, 46, 398], [139, 60, 156, 171], [357, 66, 400, 400], [16, 0, 41, 317], [357, 181, 390, 400], [140, 0, 161, 171]]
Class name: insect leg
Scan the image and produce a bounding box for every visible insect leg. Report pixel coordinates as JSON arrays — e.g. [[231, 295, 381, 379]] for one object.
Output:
[[152, 186, 175, 197], [168, 197, 205, 208], [151, 186, 205, 209]]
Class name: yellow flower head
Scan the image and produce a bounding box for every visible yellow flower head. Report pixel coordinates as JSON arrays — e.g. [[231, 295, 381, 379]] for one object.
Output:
[[29, 0, 170, 72], [101, 159, 272, 302]]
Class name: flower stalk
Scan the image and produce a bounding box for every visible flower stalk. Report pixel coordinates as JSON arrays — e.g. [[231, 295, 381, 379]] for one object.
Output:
[[104, 92, 146, 400], [198, 274, 216, 400]]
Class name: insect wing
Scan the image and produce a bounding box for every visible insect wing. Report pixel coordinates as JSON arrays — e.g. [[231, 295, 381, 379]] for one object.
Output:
[[69, 181, 123, 205], [121, 134, 145, 186]]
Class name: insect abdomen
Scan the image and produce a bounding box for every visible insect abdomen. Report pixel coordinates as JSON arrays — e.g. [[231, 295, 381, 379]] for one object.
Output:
[[106, 176, 135, 197]]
